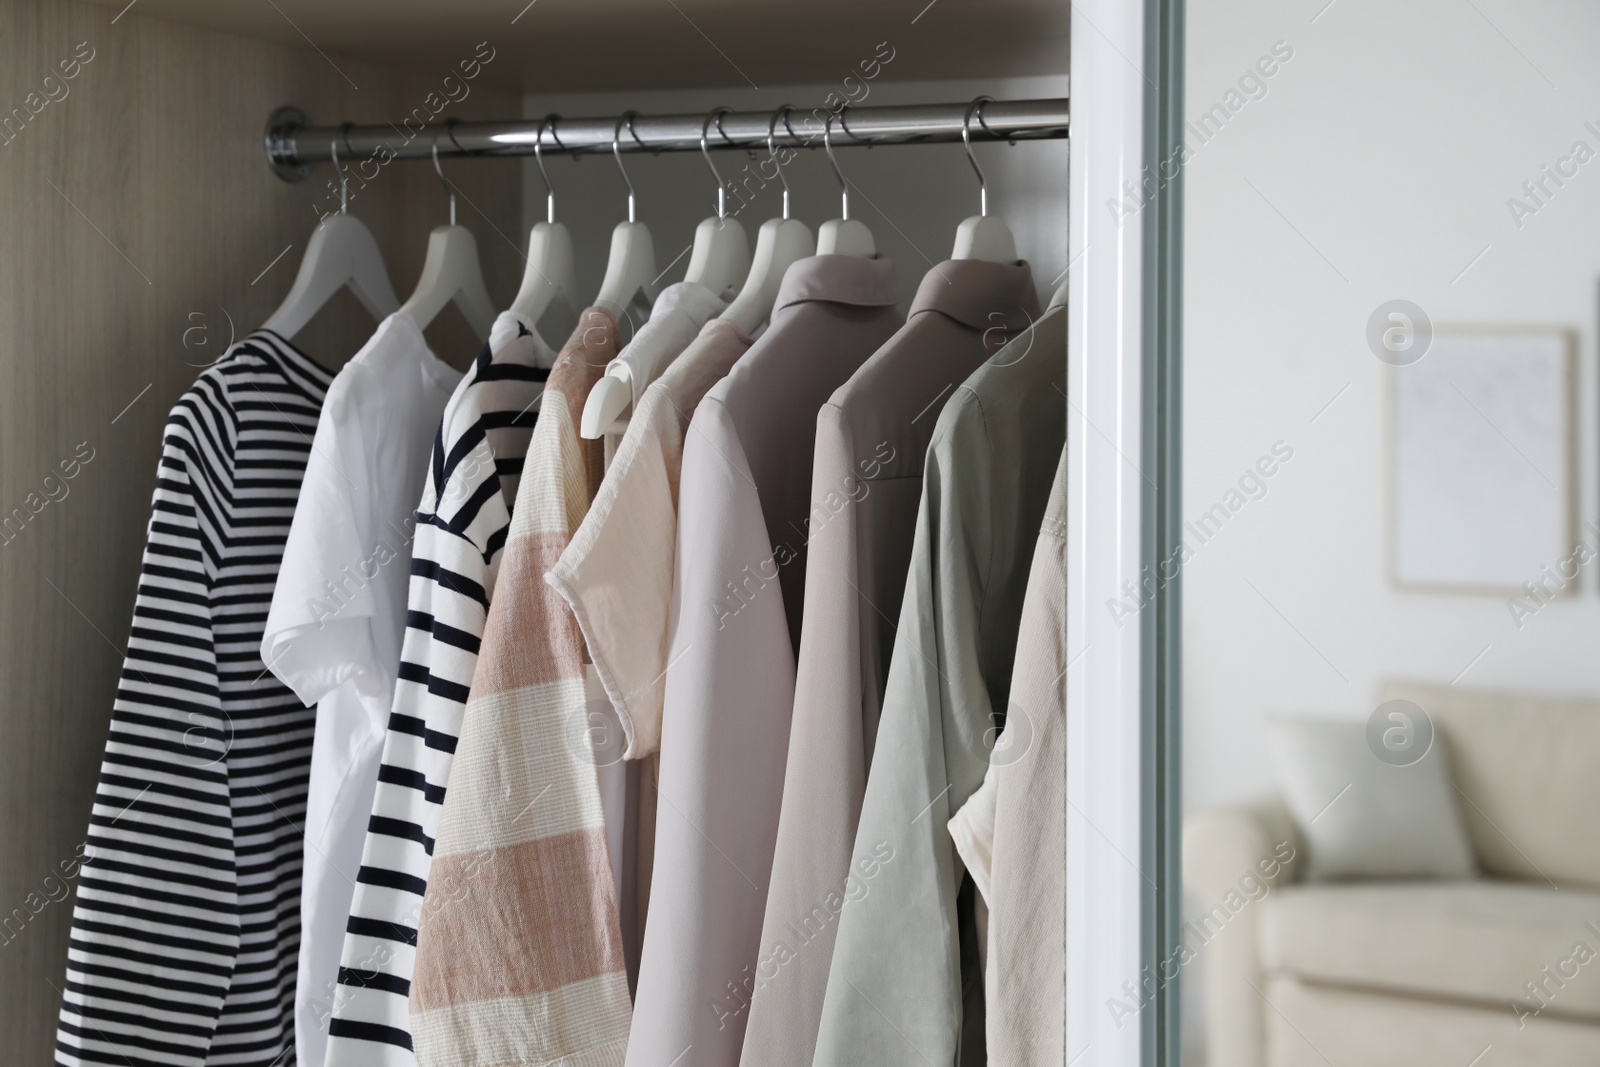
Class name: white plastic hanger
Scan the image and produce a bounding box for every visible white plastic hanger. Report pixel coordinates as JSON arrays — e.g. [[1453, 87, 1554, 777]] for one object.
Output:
[[261, 135, 399, 340], [680, 108, 750, 300], [582, 113, 662, 438], [397, 137, 497, 340], [721, 106, 815, 336], [593, 111, 659, 321], [950, 97, 1019, 263], [583, 110, 756, 438], [815, 109, 876, 257], [509, 115, 579, 326]]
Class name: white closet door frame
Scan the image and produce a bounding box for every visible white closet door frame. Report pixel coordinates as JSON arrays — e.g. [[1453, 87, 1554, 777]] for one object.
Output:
[[1067, 0, 1183, 1065]]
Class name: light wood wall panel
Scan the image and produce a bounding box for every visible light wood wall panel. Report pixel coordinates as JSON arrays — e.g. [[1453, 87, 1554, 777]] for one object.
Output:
[[0, 1, 523, 1058]]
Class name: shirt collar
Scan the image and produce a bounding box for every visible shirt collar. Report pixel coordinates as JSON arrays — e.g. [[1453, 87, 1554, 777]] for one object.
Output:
[[698, 315, 754, 349], [363, 311, 455, 385], [649, 280, 726, 325], [489, 309, 560, 367], [906, 259, 1039, 332], [773, 254, 901, 314]]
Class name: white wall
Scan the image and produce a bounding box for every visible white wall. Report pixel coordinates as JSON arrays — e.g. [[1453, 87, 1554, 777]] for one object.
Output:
[[1184, 0, 1600, 810], [520, 75, 1071, 334]]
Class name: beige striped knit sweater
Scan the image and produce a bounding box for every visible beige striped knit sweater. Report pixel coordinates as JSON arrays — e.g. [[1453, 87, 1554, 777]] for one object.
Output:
[[410, 308, 626, 1067]]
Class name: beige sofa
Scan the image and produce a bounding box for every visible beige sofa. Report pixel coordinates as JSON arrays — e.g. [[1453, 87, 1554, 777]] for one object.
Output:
[[1184, 682, 1600, 1067]]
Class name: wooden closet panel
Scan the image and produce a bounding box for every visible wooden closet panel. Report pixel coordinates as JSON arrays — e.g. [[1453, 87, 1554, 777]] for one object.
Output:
[[0, 1, 522, 1059]]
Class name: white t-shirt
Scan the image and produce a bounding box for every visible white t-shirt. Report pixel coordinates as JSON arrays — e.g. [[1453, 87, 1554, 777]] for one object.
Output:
[[259, 311, 461, 1067]]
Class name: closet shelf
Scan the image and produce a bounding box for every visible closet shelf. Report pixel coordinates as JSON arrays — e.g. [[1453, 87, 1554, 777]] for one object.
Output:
[[264, 97, 1069, 181]]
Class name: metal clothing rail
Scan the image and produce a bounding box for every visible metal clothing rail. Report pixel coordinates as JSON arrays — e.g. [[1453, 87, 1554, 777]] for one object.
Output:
[[263, 97, 1069, 182]]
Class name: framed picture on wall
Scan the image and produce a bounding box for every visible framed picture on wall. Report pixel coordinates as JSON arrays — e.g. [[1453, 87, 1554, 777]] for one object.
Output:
[[1389, 327, 1575, 593]]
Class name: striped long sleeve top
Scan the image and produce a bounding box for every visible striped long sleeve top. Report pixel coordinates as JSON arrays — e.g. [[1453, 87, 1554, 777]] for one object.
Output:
[[54, 331, 333, 1067]]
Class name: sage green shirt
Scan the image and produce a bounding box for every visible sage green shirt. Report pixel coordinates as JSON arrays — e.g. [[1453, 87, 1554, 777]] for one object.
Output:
[[812, 289, 1067, 1067]]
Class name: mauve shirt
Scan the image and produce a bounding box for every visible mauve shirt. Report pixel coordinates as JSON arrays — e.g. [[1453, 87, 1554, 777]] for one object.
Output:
[[624, 255, 902, 1067], [739, 259, 1040, 1067]]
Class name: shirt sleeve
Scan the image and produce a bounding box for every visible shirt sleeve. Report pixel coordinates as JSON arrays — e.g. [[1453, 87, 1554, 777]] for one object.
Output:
[[55, 388, 238, 1067], [948, 760, 999, 905], [324, 515, 492, 1065], [546, 394, 678, 758], [812, 395, 999, 1067], [262, 380, 383, 707]]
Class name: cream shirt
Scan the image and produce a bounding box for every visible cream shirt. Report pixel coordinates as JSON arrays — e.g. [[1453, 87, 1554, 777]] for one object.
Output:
[[547, 316, 753, 760], [547, 314, 752, 984], [949, 449, 1067, 1067]]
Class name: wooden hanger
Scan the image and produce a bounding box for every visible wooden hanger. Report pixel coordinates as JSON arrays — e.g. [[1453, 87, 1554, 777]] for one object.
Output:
[[950, 97, 1018, 263], [397, 138, 496, 340], [509, 115, 579, 327], [261, 135, 399, 339], [815, 108, 875, 257], [722, 106, 814, 336]]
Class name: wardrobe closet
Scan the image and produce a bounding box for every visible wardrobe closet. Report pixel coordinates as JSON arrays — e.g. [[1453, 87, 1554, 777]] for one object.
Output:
[[0, 1, 1076, 1064]]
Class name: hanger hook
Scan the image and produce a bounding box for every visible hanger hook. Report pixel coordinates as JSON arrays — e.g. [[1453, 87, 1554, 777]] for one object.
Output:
[[700, 107, 733, 220], [446, 117, 469, 159], [546, 113, 574, 161], [824, 109, 851, 221], [962, 96, 993, 217], [768, 105, 795, 221], [613, 111, 640, 224], [330, 136, 348, 215], [535, 113, 559, 224], [431, 136, 457, 227]]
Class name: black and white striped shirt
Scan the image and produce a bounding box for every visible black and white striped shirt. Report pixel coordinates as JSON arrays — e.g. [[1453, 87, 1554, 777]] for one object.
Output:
[[55, 331, 333, 1067], [324, 313, 553, 1066]]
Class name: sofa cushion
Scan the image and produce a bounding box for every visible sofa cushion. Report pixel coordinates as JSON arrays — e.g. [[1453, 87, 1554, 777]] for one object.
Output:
[[1263, 974, 1600, 1067], [1383, 681, 1600, 888], [1259, 880, 1600, 1022], [1267, 714, 1475, 881]]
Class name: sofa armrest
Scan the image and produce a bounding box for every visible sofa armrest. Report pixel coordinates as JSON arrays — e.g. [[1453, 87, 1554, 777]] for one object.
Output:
[[1185, 796, 1303, 897], [1183, 797, 1304, 1067]]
